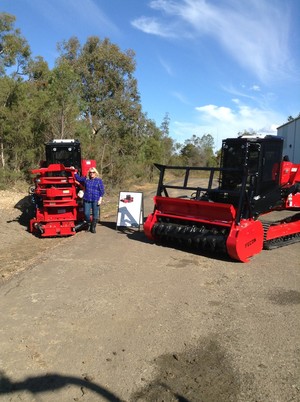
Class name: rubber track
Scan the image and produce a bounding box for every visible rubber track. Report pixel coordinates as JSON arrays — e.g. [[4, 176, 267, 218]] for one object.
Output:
[[264, 232, 300, 250], [262, 213, 300, 250]]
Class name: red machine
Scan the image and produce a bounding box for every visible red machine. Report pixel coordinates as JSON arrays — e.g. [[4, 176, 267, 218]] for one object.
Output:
[[29, 139, 96, 237], [144, 136, 300, 262]]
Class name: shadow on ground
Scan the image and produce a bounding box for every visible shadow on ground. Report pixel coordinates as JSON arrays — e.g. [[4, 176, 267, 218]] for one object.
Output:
[[268, 289, 300, 305], [12, 195, 34, 227], [130, 335, 242, 402], [10, 204, 234, 264], [100, 220, 234, 263], [113, 222, 233, 263], [0, 371, 123, 401], [101, 221, 152, 244]]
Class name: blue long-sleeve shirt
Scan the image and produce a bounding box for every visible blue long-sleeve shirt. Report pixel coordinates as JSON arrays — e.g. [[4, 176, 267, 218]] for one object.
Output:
[[75, 174, 105, 202]]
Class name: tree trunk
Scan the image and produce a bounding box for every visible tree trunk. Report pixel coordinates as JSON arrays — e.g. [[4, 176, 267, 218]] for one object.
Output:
[[0, 138, 5, 168], [60, 108, 65, 139]]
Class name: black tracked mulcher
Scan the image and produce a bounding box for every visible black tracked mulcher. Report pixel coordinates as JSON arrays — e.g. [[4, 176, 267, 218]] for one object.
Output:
[[144, 136, 300, 262]]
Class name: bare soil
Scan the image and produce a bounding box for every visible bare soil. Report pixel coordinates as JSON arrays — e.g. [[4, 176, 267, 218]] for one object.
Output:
[[0, 189, 299, 401], [0, 190, 71, 282], [0, 188, 132, 282]]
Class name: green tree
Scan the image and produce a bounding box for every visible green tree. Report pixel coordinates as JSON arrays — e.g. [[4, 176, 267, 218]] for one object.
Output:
[[237, 129, 257, 137], [140, 117, 166, 181], [198, 133, 216, 166], [180, 134, 216, 167], [57, 36, 143, 183], [0, 77, 34, 171], [286, 114, 300, 122], [47, 60, 83, 140], [0, 13, 31, 77], [0, 16, 178, 188], [180, 141, 202, 166], [0, 13, 32, 171], [160, 112, 174, 165]]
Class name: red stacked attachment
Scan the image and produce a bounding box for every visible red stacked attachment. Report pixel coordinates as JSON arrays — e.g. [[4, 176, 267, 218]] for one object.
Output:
[[29, 164, 83, 237]]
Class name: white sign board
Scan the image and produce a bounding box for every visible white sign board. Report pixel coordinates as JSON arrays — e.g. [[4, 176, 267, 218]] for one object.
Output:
[[116, 192, 143, 228]]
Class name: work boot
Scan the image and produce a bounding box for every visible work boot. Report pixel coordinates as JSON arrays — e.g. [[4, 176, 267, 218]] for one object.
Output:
[[85, 221, 90, 232], [90, 220, 97, 233]]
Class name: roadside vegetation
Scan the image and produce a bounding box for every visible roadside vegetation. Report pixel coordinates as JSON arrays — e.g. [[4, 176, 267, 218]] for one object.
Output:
[[1, 12, 221, 195]]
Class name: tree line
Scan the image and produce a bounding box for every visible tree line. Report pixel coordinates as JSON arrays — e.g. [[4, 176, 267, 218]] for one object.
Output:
[[0, 13, 218, 190]]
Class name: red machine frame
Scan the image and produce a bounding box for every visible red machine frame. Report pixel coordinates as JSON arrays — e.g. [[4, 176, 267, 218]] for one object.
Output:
[[144, 158, 300, 262]]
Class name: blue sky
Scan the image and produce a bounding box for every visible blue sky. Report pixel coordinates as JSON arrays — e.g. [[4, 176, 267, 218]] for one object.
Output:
[[2, 0, 300, 150]]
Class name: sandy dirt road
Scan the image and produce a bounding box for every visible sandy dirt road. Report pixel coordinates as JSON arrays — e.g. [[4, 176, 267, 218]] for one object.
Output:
[[0, 190, 299, 401]]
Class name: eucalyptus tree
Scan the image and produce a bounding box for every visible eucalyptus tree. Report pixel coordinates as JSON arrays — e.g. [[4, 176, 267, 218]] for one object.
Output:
[[57, 36, 143, 181], [198, 133, 216, 166], [160, 112, 174, 165], [25, 56, 53, 163], [180, 133, 216, 167], [0, 13, 31, 170], [47, 60, 83, 140], [0, 13, 31, 77]]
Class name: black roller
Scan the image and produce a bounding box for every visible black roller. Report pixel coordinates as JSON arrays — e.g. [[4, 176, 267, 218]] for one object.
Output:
[[152, 222, 228, 254]]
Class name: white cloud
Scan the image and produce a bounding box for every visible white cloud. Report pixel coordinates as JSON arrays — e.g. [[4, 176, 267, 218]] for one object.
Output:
[[158, 57, 175, 76], [171, 91, 190, 104], [195, 105, 235, 122], [239, 105, 253, 118], [172, 99, 284, 149], [195, 101, 281, 132], [251, 85, 261, 92], [131, 17, 177, 38], [32, 0, 119, 37], [132, 0, 294, 83], [222, 84, 278, 111]]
